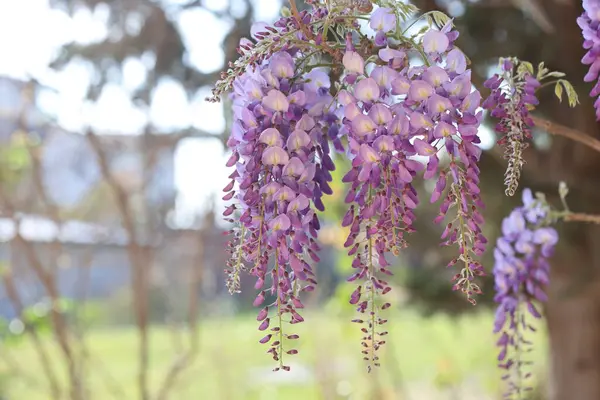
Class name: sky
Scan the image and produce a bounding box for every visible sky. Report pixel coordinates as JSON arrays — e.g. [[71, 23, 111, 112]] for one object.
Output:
[[0, 0, 280, 228], [0, 0, 494, 228]]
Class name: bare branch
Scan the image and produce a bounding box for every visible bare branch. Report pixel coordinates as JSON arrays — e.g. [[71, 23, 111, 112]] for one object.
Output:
[[2, 271, 63, 399], [564, 213, 600, 225], [154, 228, 204, 400], [531, 116, 600, 154], [0, 194, 82, 400], [86, 129, 151, 400]]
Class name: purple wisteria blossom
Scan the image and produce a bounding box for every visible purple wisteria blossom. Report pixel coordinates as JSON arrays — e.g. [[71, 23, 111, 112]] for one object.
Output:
[[224, 42, 340, 370], [369, 7, 396, 46], [493, 188, 558, 397], [483, 59, 540, 196], [336, 17, 487, 369], [578, 0, 600, 119]]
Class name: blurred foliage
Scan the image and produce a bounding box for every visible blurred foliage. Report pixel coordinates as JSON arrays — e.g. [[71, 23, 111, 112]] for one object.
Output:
[[0, 311, 547, 399], [0, 131, 35, 186]]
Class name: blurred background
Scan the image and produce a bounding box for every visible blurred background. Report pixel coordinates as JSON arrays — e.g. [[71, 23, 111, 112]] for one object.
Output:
[[0, 0, 598, 399]]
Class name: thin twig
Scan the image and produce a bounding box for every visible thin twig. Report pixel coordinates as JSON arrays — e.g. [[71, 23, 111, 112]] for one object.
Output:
[[86, 130, 150, 400], [2, 271, 62, 399], [154, 228, 204, 400], [563, 213, 600, 225], [531, 115, 600, 154], [289, 0, 340, 60], [0, 192, 82, 400]]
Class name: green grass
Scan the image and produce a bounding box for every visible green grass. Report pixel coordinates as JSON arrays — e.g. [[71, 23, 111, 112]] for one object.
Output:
[[0, 308, 548, 400]]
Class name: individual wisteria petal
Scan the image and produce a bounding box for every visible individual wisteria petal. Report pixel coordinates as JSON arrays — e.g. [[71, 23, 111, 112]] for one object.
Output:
[[422, 66, 449, 87], [371, 66, 397, 88], [270, 51, 295, 78], [428, 94, 452, 114], [250, 21, 269, 40], [262, 146, 290, 166], [259, 128, 284, 147], [305, 69, 330, 91], [368, 104, 393, 125], [413, 138, 437, 156], [493, 189, 557, 397], [369, 7, 396, 33], [287, 129, 311, 151], [269, 214, 291, 231], [338, 89, 355, 106], [263, 89, 290, 112], [391, 77, 411, 95], [422, 30, 450, 54], [433, 121, 456, 138], [288, 194, 310, 212], [343, 51, 366, 74], [408, 80, 434, 102], [283, 157, 306, 177], [379, 47, 405, 64], [354, 78, 381, 102], [445, 48, 467, 74], [352, 115, 377, 136], [359, 143, 380, 163]]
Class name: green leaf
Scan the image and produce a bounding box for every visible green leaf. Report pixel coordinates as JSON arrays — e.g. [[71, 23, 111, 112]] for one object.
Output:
[[375, 0, 418, 21], [536, 61, 549, 81], [281, 6, 291, 18], [430, 11, 452, 28], [545, 71, 566, 79], [336, 24, 345, 39], [554, 81, 564, 102], [520, 61, 534, 75], [559, 79, 580, 108]]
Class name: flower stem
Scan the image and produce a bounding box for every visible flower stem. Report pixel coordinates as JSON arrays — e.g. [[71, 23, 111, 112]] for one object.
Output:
[[275, 248, 284, 369]]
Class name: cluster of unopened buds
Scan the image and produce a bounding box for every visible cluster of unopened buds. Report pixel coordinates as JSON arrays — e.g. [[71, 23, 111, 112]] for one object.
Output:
[[213, 0, 584, 395]]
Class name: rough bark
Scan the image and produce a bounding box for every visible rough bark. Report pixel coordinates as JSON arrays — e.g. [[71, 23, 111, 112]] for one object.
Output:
[[547, 275, 600, 400]]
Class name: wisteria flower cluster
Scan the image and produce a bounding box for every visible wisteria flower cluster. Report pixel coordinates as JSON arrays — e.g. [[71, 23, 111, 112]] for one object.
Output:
[[493, 188, 558, 397], [213, 0, 583, 385], [338, 12, 490, 367], [216, 1, 489, 371], [578, 0, 600, 119], [223, 45, 340, 370], [484, 59, 578, 197], [483, 58, 539, 197]]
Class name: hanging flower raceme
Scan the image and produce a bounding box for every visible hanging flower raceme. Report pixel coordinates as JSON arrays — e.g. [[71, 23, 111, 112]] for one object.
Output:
[[483, 58, 540, 197], [417, 23, 488, 305], [578, 0, 600, 120], [339, 33, 422, 371], [493, 188, 558, 398], [223, 36, 340, 370], [212, 1, 580, 375], [331, 9, 488, 368]]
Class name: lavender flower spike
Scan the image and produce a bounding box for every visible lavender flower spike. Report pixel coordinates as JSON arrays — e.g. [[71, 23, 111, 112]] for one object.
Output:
[[493, 188, 558, 398], [578, 0, 600, 119]]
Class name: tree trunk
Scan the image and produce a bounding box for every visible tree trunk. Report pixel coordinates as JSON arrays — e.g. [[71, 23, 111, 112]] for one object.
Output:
[[547, 276, 600, 399]]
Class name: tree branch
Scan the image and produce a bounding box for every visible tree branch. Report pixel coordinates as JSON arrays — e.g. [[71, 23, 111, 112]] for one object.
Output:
[[563, 213, 600, 225], [154, 228, 204, 400], [2, 271, 63, 399], [531, 115, 600, 154], [86, 130, 151, 400]]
